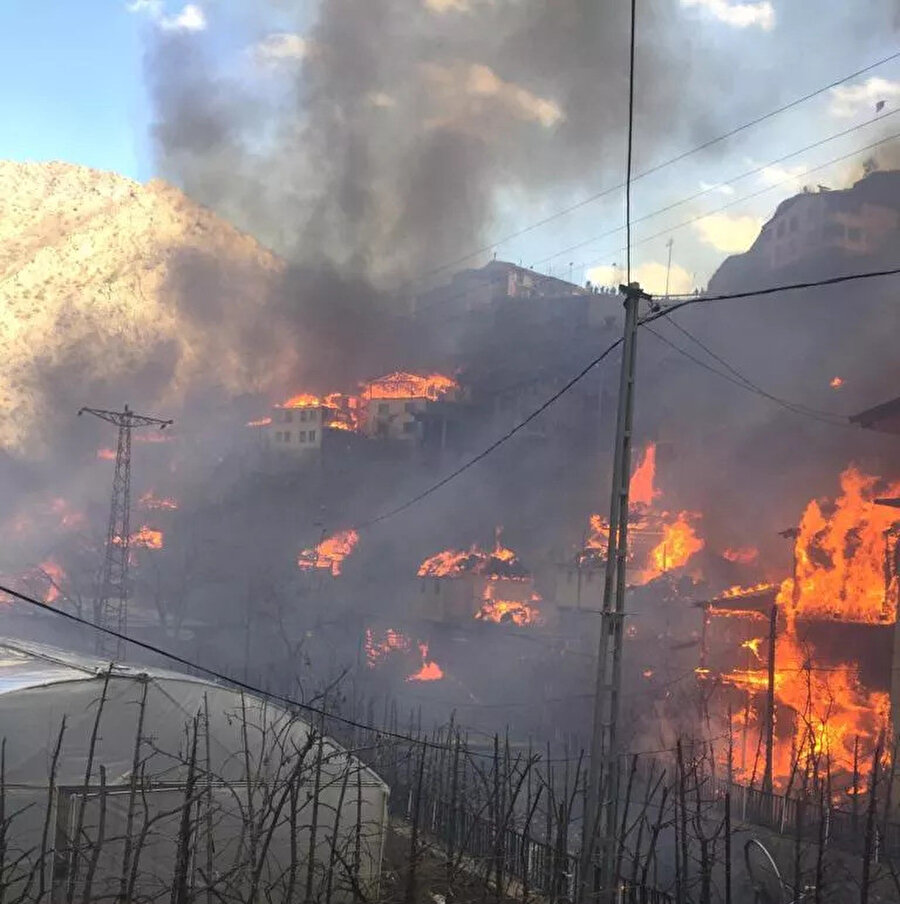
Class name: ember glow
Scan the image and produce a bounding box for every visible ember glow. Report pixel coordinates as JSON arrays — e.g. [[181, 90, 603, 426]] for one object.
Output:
[[364, 628, 411, 667], [139, 491, 179, 511], [363, 371, 458, 402], [298, 529, 359, 577], [38, 560, 65, 603], [406, 643, 444, 682], [96, 448, 116, 461], [629, 443, 660, 507], [830, 376, 844, 388], [718, 581, 777, 599], [723, 546, 759, 564], [131, 526, 164, 549], [476, 585, 542, 626], [247, 416, 272, 427]]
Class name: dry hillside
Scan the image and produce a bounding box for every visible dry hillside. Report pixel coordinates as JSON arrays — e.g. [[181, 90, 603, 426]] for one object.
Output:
[[0, 160, 294, 451]]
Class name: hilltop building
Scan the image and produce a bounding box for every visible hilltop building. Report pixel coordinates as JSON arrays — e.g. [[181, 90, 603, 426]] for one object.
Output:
[[709, 169, 900, 292]]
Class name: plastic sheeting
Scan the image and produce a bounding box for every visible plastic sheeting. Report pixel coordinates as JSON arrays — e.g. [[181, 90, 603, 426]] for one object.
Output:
[[0, 637, 389, 901]]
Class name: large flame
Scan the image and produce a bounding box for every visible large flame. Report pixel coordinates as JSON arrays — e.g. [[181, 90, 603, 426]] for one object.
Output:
[[363, 371, 458, 401], [298, 529, 359, 577], [648, 512, 705, 575], [718, 466, 900, 787], [789, 466, 900, 624], [131, 526, 164, 549]]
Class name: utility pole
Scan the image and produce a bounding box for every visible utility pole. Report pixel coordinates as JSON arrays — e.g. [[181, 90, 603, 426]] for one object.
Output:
[[664, 238, 674, 299], [579, 281, 652, 904], [762, 603, 778, 795], [79, 405, 173, 660]]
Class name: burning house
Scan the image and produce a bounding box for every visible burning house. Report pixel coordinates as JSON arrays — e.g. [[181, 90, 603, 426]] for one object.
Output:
[[361, 371, 460, 441], [415, 534, 542, 628]]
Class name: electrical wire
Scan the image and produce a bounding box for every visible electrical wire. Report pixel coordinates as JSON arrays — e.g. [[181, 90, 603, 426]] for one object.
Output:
[[536, 122, 900, 271], [642, 325, 850, 428], [406, 48, 900, 286]]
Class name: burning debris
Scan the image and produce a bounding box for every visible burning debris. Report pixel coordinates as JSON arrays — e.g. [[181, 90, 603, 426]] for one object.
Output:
[[417, 535, 528, 580], [364, 630, 444, 682], [722, 546, 759, 564], [139, 491, 179, 511], [298, 529, 359, 577], [130, 526, 164, 550], [406, 643, 445, 683], [476, 585, 543, 627]]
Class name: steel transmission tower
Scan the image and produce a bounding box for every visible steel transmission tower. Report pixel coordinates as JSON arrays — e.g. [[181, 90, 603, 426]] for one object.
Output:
[[79, 405, 173, 659]]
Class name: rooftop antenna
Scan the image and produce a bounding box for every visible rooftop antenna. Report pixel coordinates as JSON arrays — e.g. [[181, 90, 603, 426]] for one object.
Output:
[[78, 404, 173, 660]]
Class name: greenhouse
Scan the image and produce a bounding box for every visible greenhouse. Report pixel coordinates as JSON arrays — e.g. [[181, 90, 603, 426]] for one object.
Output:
[[0, 637, 389, 902]]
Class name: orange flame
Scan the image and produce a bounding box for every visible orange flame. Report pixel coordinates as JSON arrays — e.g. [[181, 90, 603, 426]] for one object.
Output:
[[418, 532, 528, 579], [280, 393, 322, 409], [131, 526, 164, 549], [96, 448, 116, 461], [830, 376, 844, 389], [363, 371, 458, 402], [790, 466, 900, 624], [740, 637, 764, 662], [407, 643, 445, 682], [476, 586, 542, 627], [648, 512, 705, 574], [629, 443, 660, 507], [364, 628, 411, 667], [38, 560, 65, 603], [718, 581, 778, 600], [298, 529, 359, 577]]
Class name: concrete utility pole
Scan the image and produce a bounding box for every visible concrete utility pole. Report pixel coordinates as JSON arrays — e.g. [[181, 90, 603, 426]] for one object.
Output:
[[79, 405, 173, 660], [579, 281, 652, 904]]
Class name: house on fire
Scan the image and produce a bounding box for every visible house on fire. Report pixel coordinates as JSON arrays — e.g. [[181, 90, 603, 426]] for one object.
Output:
[[361, 371, 461, 441], [414, 539, 542, 628]]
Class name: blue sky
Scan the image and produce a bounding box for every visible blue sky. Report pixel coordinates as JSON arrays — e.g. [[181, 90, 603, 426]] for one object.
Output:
[[0, 1, 152, 179]]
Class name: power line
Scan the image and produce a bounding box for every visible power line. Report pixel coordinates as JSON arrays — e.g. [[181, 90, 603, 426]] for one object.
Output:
[[535, 118, 900, 271], [642, 324, 849, 428], [408, 48, 900, 286], [355, 336, 624, 529], [661, 315, 847, 420], [415, 121, 900, 324], [655, 264, 900, 310], [359, 264, 900, 532]]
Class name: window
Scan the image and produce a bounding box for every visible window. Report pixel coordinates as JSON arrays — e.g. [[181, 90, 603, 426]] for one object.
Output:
[[378, 402, 389, 415], [308, 430, 316, 442], [404, 401, 416, 413], [299, 409, 308, 422], [299, 431, 307, 442], [284, 431, 291, 442], [402, 421, 416, 434], [284, 411, 293, 423], [434, 580, 440, 595]]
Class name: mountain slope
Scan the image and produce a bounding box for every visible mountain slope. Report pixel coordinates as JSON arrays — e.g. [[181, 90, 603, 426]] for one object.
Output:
[[0, 161, 294, 451]]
